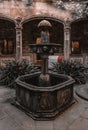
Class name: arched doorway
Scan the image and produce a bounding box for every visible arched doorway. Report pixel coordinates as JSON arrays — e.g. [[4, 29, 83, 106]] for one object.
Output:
[[0, 18, 16, 66], [71, 19, 88, 63], [22, 18, 64, 64], [0, 19, 16, 56]]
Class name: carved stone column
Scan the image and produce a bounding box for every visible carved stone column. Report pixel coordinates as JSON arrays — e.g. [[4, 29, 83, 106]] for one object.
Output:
[[15, 17, 22, 61], [64, 19, 71, 60], [0, 40, 3, 56]]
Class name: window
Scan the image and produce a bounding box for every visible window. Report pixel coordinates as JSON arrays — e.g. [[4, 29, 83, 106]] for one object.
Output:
[[71, 41, 81, 54], [36, 37, 41, 44], [1, 39, 14, 54]]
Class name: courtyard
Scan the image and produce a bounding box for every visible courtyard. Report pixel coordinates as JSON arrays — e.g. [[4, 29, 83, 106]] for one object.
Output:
[[0, 0, 88, 130], [0, 83, 88, 130]]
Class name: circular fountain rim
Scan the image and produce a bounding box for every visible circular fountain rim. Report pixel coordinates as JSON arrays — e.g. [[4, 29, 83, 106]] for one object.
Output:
[[16, 72, 75, 92]]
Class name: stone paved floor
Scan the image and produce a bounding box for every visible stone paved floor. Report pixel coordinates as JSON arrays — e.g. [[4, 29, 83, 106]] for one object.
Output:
[[0, 84, 88, 130]]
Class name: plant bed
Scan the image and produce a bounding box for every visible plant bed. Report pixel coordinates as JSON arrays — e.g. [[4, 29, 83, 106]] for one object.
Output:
[[50, 60, 88, 84]]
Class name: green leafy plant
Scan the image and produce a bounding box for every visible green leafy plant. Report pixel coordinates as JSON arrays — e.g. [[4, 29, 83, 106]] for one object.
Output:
[[0, 59, 40, 87], [50, 60, 88, 84]]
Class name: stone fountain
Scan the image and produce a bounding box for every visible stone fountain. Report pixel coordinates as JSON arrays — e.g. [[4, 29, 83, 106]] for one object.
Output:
[[15, 20, 75, 120]]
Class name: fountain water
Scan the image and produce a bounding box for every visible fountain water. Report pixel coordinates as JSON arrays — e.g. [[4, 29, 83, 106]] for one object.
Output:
[[15, 20, 75, 120]]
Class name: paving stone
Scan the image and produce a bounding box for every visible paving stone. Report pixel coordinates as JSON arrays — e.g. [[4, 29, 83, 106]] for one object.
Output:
[[81, 108, 88, 119], [54, 118, 68, 130], [22, 123, 35, 130], [0, 87, 15, 103], [35, 126, 53, 130], [0, 107, 8, 120], [54, 103, 81, 125], [35, 121, 53, 130], [3, 103, 35, 127], [0, 85, 88, 130], [54, 127, 67, 130], [68, 118, 88, 130], [0, 116, 23, 130]]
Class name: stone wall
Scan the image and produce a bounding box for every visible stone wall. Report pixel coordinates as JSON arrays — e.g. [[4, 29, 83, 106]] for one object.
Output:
[[0, 0, 87, 63], [0, 0, 27, 18], [0, 0, 72, 21]]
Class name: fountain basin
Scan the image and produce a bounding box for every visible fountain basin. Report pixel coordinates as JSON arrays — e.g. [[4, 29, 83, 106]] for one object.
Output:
[[15, 72, 75, 120]]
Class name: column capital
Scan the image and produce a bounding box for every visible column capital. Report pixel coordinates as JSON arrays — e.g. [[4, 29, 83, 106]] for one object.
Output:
[[15, 17, 22, 30], [64, 18, 71, 30]]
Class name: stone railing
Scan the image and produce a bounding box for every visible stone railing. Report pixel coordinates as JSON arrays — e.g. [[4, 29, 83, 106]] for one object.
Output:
[[0, 57, 15, 67], [0, 55, 31, 67], [70, 56, 83, 63], [70, 54, 88, 65], [22, 55, 30, 61]]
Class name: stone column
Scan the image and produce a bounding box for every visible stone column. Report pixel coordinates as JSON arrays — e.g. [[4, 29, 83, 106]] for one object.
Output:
[[64, 19, 71, 60], [15, 17, 22, 61], [0, 40, 3, 55]]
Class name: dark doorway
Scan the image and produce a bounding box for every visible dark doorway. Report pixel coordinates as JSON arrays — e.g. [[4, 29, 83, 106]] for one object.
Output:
[[0, 19, 15, 55], [71, 19, 88, 55]]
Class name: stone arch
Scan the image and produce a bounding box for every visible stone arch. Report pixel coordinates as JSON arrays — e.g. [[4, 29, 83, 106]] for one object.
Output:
[[70, 17, 88, 55], [0, 14, 16, 56], [70, 17, 88, 25], [21, 15, 64, 64], [0, 14, 15, 23], [22, 16, 64, 25]]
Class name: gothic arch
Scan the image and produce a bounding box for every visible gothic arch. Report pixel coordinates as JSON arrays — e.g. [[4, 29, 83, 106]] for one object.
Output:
[[70, 17, 88, 55], [0, 14, 16, 55], [21, 15, 64, 62], [22, 15, 64, 25], [22, 16, 64, 45], [70, 17, 88, 25], [0, 14, 15, 23]]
